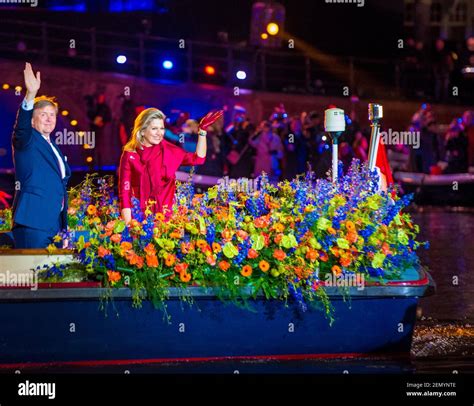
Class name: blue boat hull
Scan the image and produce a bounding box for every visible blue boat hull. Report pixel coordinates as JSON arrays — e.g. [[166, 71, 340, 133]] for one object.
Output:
[[0, 281, 432, 366]]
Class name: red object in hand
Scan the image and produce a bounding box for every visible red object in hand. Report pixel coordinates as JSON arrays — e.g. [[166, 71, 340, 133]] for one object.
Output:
[[375, 139, 394, 186], [199, 110, 224, 132]]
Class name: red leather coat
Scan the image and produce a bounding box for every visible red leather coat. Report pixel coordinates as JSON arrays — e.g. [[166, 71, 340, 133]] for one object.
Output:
[[119, 139, 205, 218]]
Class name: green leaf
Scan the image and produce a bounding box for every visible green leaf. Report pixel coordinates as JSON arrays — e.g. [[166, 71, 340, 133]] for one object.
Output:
[[223, 242, 238, 258], [397, 230, 409, 245], [251, 235, 265, 251], [207, 186, 218, 200], [371, 253, 386, 268], [317, 217, 332, 230], [393, 214, 402, 226], [282, 234, 298, 249], [114, 220, 126, 234], [336, 238, 350, 250]]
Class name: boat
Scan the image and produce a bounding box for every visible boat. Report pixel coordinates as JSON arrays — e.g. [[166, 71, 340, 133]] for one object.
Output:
[[0, 248, 435, 370]]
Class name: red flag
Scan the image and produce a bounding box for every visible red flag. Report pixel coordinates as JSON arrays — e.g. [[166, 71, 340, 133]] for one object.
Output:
[[375, 139, 394, 185]]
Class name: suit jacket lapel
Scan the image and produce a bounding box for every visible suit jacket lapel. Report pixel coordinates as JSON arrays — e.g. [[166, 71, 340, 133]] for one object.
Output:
[[34, 130, 62, 178]]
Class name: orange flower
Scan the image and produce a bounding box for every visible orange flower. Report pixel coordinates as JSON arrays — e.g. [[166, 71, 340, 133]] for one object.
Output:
[[273, 223, 285, 233], [144, 243, 156, 256], [331, 247, 340, 258], [305, 249, 319, 262], [327, 227, 337, 235], [221, 229, 233, 241], [206, 255, 217, 266], [236, 230, 249, 240], [340, 256, 352, 267], [259, 260, 270, 272], [87, 204, 97, 216], [331, 265, 342, 276], [273, 233, 284, 245], [129, 253, 144, 269], [120, 241, 132, 254], [218, 260, 230, 272], [180, 271, 191, 282], [240, 265, 253, 277], [111, 234, 122, 244], [174, 263, 189, 274], [107, 270, 121, 284], [247, 248, 258, 259], [196, 239, 207, 249], [273, 249, 286, 261], [345, 220, 356, 232], [98, 246, 110, 258], [170, 231, 182, 239], [382, 242, 391, 255], [84, 242, 91, 248], [319, 251, 329, 262], [254, 217, 268, 229], [212, 242, 221, 253], [155, 212, 165, 221], [346, 231, 358, 243], [165, 254, 176, 267], [146, 254, 159, 268]]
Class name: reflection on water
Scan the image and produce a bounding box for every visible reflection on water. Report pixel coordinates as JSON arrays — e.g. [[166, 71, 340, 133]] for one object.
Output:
[[412, 208, 474, 322]]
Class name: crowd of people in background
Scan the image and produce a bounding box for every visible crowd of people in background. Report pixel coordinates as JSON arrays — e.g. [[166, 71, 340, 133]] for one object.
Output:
[[86, 93, 474, 183], [401, 36, 474, 103]]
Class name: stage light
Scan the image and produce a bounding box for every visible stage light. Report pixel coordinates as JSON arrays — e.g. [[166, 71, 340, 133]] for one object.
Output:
[[204, 65, 216, 75], [61, 110, 69, 116], [86, 156, 93, 163], [116, 55, 127, 64], [2, 84, 9, 90], [162, 60, 173, 70], [261, 33, 268, 40], [266, 22, 279, 36], [70, 119, 78, 126], [236, 70, 247, 80], [322, 135, 327, 141], [15, 86, 22, 92], [84, 144, 90, 149]]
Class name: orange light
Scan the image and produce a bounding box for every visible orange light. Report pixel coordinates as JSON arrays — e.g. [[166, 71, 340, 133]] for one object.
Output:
[[2, 84, 10, 90], [70, 119, 78, 126], [261, 33, 268, 40], [86, 156, 93, 163], [266, 22, 279, 36], [61, 110, 69, 116], [204, 65, 216, 75], [83, 144, 90, 149]]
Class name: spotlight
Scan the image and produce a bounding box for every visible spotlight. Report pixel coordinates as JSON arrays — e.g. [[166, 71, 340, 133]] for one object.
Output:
[[236, 70, 247, 80], [70, 120, 78, 126], [86, 156, 93, 163], [204, 65, 216, 75], [261, 33, 268, 40], [2, 84, 9, 90], [266, 23, 279, 36], [162, 60, 173, 70], [61, 110, 69, 116], [116, 55, 127, 64]]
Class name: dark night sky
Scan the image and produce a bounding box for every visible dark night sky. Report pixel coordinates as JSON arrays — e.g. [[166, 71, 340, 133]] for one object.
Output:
[[0, 0, 404, 57]]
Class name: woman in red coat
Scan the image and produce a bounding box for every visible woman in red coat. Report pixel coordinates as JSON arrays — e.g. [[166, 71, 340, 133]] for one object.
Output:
[[119, 107, 222, 223]]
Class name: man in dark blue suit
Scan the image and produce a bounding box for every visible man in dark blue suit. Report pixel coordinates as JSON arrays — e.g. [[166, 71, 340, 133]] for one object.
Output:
[[11, 63, 71, 248]]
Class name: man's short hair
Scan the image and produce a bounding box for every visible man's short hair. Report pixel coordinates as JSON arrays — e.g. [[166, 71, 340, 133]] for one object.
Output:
[[33, 96, 58, 114]]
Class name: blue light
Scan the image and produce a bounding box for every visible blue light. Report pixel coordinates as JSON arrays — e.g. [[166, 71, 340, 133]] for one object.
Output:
[[116, 55, 127, 64], [421, 103, 427, 110], [457, 117, 463, 123], [236, 70, 247, 80], [162, 60, 173, 70]]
